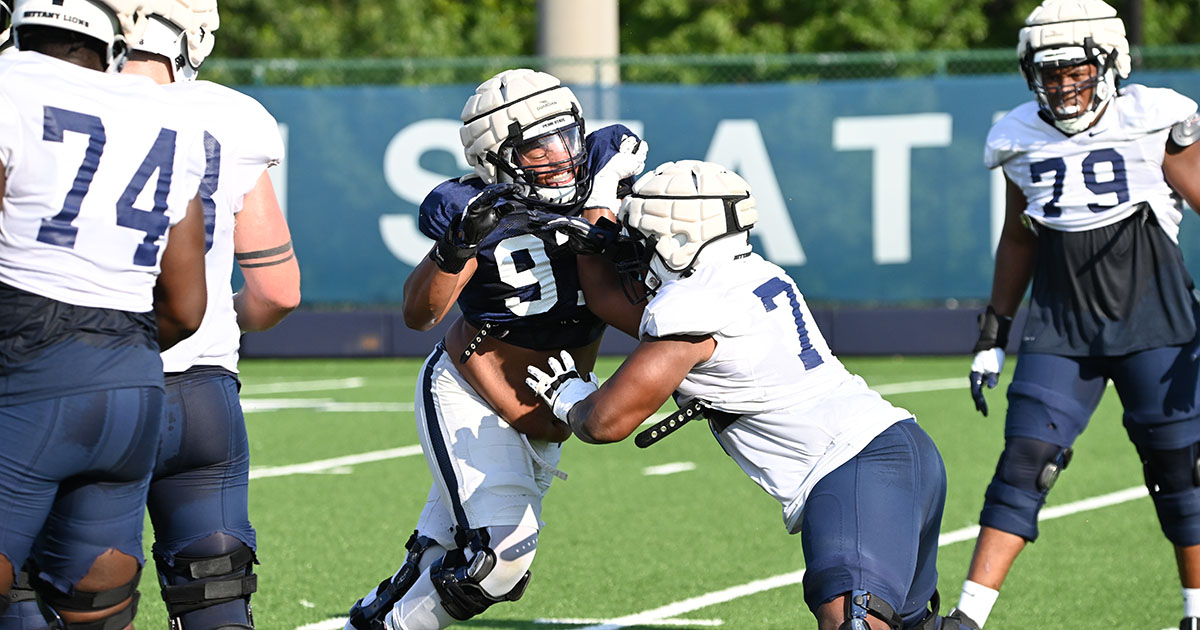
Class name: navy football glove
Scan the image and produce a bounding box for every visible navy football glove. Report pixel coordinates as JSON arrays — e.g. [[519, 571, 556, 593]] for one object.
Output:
[[430, 182, 519, 273], [969, 305, 1013, 417]]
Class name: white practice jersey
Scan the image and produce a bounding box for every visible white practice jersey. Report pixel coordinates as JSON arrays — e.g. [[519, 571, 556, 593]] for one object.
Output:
[[160, 81, 284, 374], [640, 253, 912, 532], [0, 51, 206, 311], [986, 84, 1196, 241]]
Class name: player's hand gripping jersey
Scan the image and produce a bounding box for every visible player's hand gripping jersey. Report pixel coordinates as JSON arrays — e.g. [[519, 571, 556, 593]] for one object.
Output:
[[641, 253, 911, 532], [419, 125, 637, 350], [988, 84, 1196, 239], [159, 81, 284, 374], [0, 51, 206, 310], [987, 84, 1200, 355]]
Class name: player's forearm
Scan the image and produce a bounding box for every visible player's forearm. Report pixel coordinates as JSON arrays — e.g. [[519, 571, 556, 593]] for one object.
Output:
[[988, 232, 1036, 317], [234, 283, 300, 332], [578, 256, 643, 338], [402, 254, 470, 331], [154, 288, 206, 350]]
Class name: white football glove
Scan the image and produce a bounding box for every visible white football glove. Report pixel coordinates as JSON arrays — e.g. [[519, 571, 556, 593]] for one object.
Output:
[[525, 350, 599, 422], [584, 135, 648, 212], [969, 348, 1005, 417]]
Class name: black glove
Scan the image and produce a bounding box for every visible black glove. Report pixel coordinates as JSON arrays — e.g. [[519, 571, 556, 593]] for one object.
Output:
[[430, 183, 518, 273], [544, 215, 622, 256], [969, 305, 1013, 417]]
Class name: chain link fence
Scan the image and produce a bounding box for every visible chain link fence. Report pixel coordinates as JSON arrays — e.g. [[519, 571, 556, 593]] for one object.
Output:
[[204, 46, 1200, 87]]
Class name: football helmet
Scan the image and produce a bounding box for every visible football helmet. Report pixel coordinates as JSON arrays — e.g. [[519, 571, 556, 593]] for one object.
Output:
[[1018, 0, 1130, 134], [133, 0, 218, 81], [12, 0, 151, 71], [459, 68, 592, 211], [618, 160, 757, 293], [1, 1, 12, 54]]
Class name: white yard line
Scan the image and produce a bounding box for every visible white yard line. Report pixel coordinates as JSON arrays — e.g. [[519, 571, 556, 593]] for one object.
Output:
[[249, 446, 423, 480], [643, 462, 697, 476], [872, 377, 965, 396], [241, 377, 366, 395]]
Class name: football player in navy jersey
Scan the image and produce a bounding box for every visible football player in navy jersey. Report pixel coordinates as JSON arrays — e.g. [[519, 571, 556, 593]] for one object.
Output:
[[343, 68, 647, 630], [952, 1, 1200, 628], [0, 0, 209, 628]]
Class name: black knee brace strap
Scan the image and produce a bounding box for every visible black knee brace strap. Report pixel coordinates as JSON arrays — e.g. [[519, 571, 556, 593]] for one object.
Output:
[[430, 546, 531, 621], [997, 437, 1072, 493], [838, 590, 901, 630], [157, 546, 256, 616], [346, 531, 437, 630], [1, 569, 36, 614], [1141, 443, 1200, 495], [33, 569, 141, 630]]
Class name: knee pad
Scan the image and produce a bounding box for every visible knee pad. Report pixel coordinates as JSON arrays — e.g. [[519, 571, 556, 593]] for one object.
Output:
[[430, 530, 531, 622], [837, 590, 901, 630], [31, 567, 140, 630], [346, 531, 439, 630], [0, 568, 36, 617], [981, 437, 1072, 541], [1139, 441, 1200, 545], [155, 534, 256, 629]]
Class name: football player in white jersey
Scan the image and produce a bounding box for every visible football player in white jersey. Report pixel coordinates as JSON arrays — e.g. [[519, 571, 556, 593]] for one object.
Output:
[[953, 1, 1200, 629], [121, 1, 297, 628], [0, 0, 209, 628], [526, 160, 949, 630]]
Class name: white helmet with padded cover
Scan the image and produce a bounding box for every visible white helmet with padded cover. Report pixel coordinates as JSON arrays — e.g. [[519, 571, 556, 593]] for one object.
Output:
[[1018, 0, 1130, 134], [133, 0, 217, 81], [459, 68, 592, 211], [619, 160, 758, 292], [13, 0, 150, 71], [0, 0, 12, 54]]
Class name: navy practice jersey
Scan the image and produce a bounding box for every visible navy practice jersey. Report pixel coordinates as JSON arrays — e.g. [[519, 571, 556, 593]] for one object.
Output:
[[418, 125, 637, 350]]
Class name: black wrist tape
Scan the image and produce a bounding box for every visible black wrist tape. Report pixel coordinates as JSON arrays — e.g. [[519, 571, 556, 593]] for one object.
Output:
[[973, 305, 1013, 353]]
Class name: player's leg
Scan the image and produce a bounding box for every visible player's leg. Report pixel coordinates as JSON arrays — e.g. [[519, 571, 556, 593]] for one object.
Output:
[[148, 368, 257, 629], [0, 398, 53, 630], [28, 385, 162, 629], [348, 344, 554, 629], [954, 352, 1105, 627], [1110, 343, 1200, 628], [803, 419, 946, 630]]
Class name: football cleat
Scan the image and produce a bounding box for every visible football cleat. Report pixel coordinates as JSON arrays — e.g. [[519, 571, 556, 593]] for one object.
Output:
[[1181, 617, 1199, 630]]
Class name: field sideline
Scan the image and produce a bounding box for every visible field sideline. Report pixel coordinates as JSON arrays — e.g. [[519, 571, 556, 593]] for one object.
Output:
[[129, 355, 1179, 630]]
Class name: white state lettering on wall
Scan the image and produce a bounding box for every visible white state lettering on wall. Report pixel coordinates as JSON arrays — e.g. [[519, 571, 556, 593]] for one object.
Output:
[[833, 113, 953, 264], [379, 119, 467, 266], [705, 119, 806, 265]]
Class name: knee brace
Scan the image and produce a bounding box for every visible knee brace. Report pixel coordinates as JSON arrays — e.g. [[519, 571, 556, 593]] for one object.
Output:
[[155, 535, 256, 629], [346, 531, 439, 630], [0, 568, 36, 616], [31, 567, 140, 630], [430, 530, 531, 622], [1139, 441, 1200, 545], [837, 590, 900, 630], [981, 437, 1072, 541]]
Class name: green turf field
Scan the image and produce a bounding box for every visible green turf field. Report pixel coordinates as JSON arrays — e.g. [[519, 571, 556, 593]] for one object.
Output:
[[131, 354, 1179, 630]]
